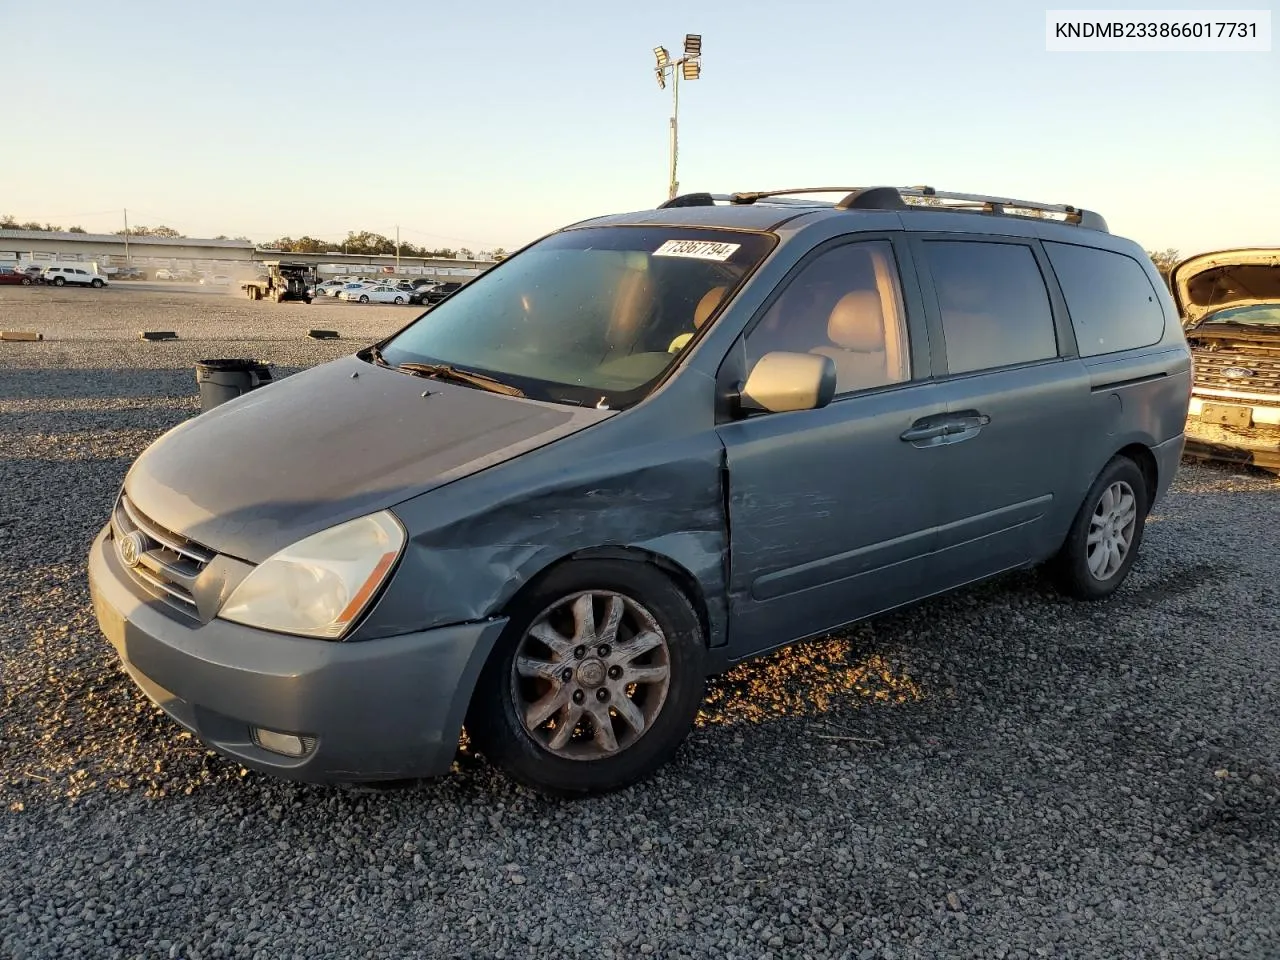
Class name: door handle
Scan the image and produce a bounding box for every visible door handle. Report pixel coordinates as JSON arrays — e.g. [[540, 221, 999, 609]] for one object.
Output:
[[900, 422, 948, 443], [944, 413, 991, 434]]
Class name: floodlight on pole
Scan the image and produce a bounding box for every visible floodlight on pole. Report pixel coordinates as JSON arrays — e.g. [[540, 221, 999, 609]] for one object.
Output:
[[651, 32, 702, 200]]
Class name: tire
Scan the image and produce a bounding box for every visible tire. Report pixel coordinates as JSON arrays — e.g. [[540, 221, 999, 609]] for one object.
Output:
[[1049, 456, 1149, 600], [393, 296, 404, 304], [91, 278, 104, 288], [468, 559, 708, 797], [359, 295, 369, 303], [21, 277, 31, 285], [53, 277, 66, 287]]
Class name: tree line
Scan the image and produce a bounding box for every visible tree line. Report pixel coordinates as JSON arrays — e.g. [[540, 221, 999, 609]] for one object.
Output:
[[1, 214, 87, 233], [265, 232, 507, 261], [0, 216, 507, 260]]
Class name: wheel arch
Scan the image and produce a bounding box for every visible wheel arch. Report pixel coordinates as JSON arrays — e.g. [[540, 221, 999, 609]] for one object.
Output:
[[498, 544, 715, 651], [1114, 441, 1158, 505]]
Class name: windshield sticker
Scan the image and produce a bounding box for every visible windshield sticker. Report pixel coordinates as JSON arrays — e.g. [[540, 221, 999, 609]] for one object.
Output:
[[654, 239, 742, 262]]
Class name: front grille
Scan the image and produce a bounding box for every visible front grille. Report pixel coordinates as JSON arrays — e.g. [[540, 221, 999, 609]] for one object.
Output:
[[110, 495, 214, 620], [1192, 349, 1280, 395]]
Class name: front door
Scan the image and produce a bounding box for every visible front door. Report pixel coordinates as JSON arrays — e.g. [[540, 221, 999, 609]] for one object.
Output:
[[715, 236, 946, 658]]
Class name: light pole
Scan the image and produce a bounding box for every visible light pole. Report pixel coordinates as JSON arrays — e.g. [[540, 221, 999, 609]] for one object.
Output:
[[653, 34, 702, 200]]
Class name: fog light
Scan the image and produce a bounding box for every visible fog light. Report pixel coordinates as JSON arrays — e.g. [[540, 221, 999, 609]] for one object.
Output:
[[252, 727, 308, 757]]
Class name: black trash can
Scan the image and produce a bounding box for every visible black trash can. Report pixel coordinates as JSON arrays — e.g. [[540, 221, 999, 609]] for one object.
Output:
[[195, 359, 273, 412]]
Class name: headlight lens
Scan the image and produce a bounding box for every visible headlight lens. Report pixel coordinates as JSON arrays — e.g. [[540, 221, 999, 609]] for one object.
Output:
[[219, 511, 405, 639]]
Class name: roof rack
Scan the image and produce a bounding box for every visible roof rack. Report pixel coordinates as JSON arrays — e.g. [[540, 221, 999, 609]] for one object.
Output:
[[657, 185, 1108, 232]]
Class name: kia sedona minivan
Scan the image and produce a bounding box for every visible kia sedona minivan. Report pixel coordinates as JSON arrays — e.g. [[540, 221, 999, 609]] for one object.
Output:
[[88, 184, 1192, 796]]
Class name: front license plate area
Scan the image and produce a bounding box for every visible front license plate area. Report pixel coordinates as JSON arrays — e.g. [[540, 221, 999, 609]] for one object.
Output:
[[1202, 403, 1253, 428]]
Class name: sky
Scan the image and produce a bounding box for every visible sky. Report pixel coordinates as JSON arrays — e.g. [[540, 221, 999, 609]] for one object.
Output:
[[2, 0, 1276, 256]]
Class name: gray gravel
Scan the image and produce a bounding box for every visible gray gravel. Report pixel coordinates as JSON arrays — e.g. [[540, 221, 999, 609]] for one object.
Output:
[[3, 284, 1279, 959]]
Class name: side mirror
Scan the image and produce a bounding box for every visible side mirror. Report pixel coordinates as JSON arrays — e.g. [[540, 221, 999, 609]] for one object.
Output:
[[739, 351, 837, 414]]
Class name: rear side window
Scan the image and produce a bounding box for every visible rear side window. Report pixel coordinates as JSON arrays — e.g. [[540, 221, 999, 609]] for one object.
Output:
[[1043, 241, 1165, 357], [923, 241, 1057, 374]]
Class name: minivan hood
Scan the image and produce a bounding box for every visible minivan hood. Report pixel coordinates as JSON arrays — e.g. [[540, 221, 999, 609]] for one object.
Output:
[[1171, 247, 1280, 326], [125, 355, 610, 562]]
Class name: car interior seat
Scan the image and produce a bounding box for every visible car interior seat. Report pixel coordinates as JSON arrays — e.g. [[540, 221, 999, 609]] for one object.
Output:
[[668, 285, 729, 353], [809, 290, 897, 392]]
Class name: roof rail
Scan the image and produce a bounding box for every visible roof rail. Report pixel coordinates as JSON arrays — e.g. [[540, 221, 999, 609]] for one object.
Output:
[[899, 186, 1108, 232], [657, 185, 1108, 232]]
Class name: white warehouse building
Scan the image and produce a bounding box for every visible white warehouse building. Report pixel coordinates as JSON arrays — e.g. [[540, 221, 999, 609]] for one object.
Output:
[[0, 229, 496, 281]]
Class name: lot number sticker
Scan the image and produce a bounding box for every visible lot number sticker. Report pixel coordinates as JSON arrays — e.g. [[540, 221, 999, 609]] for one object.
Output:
[[654, 239, 741, 261]]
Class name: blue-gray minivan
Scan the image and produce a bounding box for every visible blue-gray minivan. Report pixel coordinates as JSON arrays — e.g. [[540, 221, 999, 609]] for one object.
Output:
[[88, 185, 1192, 795]]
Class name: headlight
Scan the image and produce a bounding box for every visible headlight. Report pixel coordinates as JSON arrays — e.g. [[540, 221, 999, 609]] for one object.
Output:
[[218, 511, 405, 639]]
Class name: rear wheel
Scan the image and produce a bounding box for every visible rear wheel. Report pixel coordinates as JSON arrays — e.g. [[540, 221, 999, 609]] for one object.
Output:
[[1049, 456, 1149, 600], [53, 276, 66, 287], [393, 296, 404, 304], [468, 560, 707, 797], [359, 294, 370, 303], [21, 277, 31, 285]]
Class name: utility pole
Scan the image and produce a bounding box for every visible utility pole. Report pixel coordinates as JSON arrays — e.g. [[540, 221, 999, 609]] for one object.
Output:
[[653, 35, 702, 201], [395, 225, 400, 271], [122, 208, 130, 263], [668, 70, 680, 200]]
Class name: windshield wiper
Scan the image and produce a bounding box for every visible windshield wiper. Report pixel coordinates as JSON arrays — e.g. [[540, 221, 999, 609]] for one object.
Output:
[[396, 362, 525, 397]]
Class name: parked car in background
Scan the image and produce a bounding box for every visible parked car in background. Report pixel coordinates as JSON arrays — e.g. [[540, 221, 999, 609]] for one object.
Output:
[[200, 274, 234, 287], [328, 281, 376, 298], [415, 280, 464, 305], [111, 266, 146, 281], [155, 269, 178, 280], [43, 265, 107, 288], [339, 283, 408, 304], [1176, 247, 1280, 474], [88, 182, 1191, 797], [0, 267, 34, 285], [315, 280, 349, 297]]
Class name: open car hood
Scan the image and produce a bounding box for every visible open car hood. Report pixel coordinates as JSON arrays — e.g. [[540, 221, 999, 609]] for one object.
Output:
[[1171, 247, 1280, 327]]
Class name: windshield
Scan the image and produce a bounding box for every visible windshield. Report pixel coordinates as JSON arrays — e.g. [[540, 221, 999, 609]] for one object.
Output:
[[378, 226, 774, 408], [1200, 304, 1280, 327]]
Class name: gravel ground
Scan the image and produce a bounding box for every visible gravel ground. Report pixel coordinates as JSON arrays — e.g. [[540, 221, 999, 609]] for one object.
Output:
[[2, 285, 1279, 959]]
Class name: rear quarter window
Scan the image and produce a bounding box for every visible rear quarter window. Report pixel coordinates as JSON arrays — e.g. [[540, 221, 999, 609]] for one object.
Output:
[[1043, 242, 1166, 357]]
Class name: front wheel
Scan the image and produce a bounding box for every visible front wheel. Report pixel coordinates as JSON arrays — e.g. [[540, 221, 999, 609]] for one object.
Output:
[[468, 560, 707, 797], [21, 277, 31, 285], [358, 295, 369, 303], [91, 278, 105, 288], [1049, 456, 1149, 600]]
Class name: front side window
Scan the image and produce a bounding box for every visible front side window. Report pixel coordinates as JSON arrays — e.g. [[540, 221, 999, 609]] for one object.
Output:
[[744, 239, 911, 395], [380, 226, 775, 408], [923, 240, 1057, 374]]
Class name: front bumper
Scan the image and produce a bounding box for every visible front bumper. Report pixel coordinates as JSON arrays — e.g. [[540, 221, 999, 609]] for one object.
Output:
[[1184, 397, 1280, 472], [88, 525, 507, 782]]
